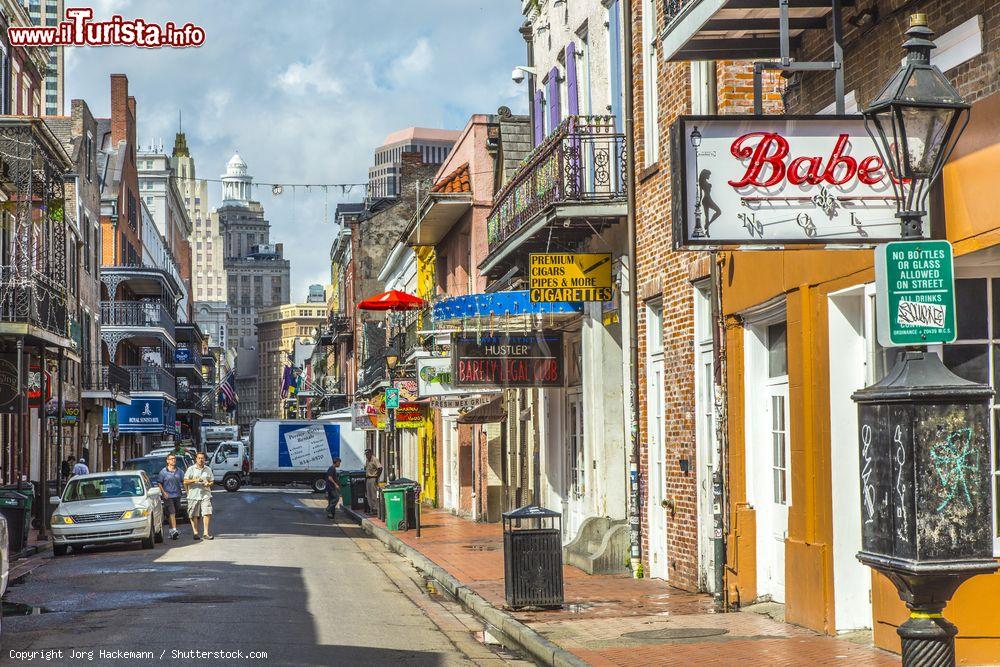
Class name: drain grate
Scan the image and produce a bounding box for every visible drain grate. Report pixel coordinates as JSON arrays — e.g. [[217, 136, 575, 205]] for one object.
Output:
[[462, 544, 500, 551], [621, 627, 728, 641]]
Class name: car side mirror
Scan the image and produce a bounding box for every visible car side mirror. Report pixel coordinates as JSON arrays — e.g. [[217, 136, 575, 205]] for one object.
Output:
[[49, 496, 61, 506]]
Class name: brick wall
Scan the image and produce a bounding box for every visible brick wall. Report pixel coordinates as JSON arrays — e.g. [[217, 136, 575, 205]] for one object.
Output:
[[785, 0, 998, 113], [629, 1, 783, 591]]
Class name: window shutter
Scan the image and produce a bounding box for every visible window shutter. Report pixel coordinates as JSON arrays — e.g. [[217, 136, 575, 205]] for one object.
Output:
[[533, 89, 545, 146], [608, 1, 623, 131], [548, 67, 561, 132], [566, 43, 579, 117]]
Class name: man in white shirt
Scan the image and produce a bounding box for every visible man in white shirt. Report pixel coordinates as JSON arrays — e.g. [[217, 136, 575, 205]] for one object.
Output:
[[183, 452, 215, 540], [71, 458, 90, 476]]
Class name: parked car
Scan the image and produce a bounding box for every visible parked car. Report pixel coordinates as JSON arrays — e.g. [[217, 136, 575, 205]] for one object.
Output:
[[1, 514, 9, 597], [123, 455, 190, 519], [49, 471, 163, 556]]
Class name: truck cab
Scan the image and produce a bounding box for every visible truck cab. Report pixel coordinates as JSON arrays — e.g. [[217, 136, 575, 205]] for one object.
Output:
[[211, 440, 248, 492]]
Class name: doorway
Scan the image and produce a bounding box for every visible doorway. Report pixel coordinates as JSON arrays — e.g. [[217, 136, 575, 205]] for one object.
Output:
[[694, 283, 718, 593], [645, 299, 669, 580], [745, 307, 790, 602]]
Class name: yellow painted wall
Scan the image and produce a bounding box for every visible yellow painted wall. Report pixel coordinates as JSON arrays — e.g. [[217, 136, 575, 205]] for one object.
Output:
[[722, 141, 1000, 660], [415, 245, 437, 505]]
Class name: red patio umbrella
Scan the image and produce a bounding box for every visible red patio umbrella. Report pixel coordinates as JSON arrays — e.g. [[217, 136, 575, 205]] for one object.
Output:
[[357, 289, 425, 312]]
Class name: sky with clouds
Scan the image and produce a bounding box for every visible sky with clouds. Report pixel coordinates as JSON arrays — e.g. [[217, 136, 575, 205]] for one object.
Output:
[[66, 0, 527, 301]]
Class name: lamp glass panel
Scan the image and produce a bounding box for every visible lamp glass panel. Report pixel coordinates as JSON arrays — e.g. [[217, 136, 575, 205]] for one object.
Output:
[[899, 104, 954, 177], [901, 66, 965, 106]]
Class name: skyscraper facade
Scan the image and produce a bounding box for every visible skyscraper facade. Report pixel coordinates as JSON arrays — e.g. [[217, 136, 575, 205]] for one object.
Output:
[[367, 127, 460, 198], [216, 153, 291, 430]]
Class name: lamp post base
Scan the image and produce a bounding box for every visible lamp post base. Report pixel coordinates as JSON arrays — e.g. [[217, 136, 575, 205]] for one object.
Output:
[[899, 612, 957, 667]]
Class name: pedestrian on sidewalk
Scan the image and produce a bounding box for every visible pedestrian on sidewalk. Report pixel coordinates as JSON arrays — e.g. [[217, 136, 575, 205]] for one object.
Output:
[[72, 458, 89, 476], [325, 458, 342, 519], [157, 453, 184, 540], [183, 452, 215, 541], [364, 449, 382, 515], [61, 456, 75, 481]]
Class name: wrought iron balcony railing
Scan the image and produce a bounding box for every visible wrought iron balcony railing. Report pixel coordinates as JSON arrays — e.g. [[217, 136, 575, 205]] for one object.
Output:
[[176, 385, 203, 412], [0, 268, 69, 340], [664, 0, 687, 25], [122, 365, 176, 398], [100, 301, 176, 339], [81, 361, 131, 396], [487, 115, 626, 252]]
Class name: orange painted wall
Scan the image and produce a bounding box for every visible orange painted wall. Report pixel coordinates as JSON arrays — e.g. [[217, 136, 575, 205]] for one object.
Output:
[[722, 124, 1000, 660]]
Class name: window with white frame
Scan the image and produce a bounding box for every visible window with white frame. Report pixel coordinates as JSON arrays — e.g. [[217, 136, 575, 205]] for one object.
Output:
[[641, 0, 659, 164], [767, 323, 789, 505]]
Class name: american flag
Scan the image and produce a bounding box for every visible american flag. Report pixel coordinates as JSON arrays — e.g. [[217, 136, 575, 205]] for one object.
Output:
[[219, 371, 238, 411]]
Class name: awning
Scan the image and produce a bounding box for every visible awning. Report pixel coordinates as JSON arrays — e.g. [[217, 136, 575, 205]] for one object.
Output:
[[406, 193, 473, 246], [457, 397, 506, 424], [432, 290, 582, 322]]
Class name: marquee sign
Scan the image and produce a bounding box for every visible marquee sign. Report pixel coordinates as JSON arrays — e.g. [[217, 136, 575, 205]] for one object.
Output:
[[671, 116, 921, 248], [452, 331, 563, 388]]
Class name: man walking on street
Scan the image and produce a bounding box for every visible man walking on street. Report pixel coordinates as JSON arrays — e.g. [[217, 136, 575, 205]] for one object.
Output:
[[364, 449, 382, 515], [157, 453, 185, 540], [184, 452, 215, 540], [61, 456, 75, 482], [325, 457, 342, 519], [72, 458, 90, 476]]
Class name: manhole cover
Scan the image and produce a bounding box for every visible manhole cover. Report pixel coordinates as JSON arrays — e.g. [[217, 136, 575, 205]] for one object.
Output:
[[621, 627, 728, 641]]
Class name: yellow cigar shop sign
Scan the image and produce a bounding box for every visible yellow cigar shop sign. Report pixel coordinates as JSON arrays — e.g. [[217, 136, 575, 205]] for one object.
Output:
[[529, 253, 613, 302]]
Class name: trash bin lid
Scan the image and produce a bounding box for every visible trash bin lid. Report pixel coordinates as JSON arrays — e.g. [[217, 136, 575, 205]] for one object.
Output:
[[502, 504, 561, 520], [387, 477, 418, 488]]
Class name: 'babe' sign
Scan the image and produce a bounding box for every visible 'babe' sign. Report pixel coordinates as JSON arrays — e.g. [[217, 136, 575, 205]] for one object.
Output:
[[670, 116, 919, 248]]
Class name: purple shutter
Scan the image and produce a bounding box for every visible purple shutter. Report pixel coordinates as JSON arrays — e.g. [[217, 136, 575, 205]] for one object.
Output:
[[566, 42, 579, 117], [548, 67, 561, 132], [533, 89, 545, 146]]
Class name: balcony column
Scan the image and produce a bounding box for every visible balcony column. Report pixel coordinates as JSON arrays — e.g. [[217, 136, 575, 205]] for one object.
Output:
[[38, 344, 48, 540]]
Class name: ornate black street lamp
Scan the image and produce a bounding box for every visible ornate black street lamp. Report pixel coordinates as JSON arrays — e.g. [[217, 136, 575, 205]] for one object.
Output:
[[862, 14, 970, 239], [854, 15, 996, 667], [690, 126, 706, 238]]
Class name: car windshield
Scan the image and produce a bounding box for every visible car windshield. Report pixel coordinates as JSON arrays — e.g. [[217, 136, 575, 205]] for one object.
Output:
[[63, 476, 144, 501], [124, 457, 185, 478]]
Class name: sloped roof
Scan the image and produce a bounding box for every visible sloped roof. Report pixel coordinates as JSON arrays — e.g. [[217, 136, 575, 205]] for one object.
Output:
[[431, 162, 471, 194]]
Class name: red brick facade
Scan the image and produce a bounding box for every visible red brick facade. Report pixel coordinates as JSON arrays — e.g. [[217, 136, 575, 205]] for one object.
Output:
[[629, 1, 784, 591]]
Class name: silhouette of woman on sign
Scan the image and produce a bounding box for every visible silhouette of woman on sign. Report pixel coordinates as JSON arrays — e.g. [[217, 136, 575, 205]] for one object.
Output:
[[698, 169, 722, 237]]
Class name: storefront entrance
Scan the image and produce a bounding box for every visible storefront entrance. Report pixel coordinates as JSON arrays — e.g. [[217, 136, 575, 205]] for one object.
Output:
[[645, 299, 669, 580]]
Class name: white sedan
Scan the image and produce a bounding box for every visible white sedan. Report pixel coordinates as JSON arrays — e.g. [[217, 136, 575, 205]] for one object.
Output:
[[49, 471, 164, 556]]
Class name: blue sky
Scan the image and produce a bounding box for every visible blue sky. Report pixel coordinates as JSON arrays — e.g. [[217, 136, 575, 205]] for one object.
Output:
[[66, 0, 527, 300]]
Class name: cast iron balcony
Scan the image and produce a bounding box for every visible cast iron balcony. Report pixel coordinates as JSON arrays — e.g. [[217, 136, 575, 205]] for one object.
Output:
[[100, 301, 176, 339], [0, 267, 69, 341], [122, 365, 176, 398], [486, 115, 626, 252], [81, 361, 131, 396]]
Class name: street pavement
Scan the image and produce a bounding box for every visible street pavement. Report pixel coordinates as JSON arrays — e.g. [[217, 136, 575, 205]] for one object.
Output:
[[1, 489, 529, 666]]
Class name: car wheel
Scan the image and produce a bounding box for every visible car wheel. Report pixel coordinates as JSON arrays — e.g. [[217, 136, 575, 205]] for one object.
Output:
[[312, 477, 327, 494], [53, 544, 68, 557], [224, 474, 242, 492], [141, 523, 155, 550]]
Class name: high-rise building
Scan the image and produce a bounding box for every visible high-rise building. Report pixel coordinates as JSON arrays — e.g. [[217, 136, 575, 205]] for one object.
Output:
[[256, 303, 327, 419], [25, 0, 64, 116], [216, 153, 291, 430], [367, 127, 460, 198], [171, 130, 230, 353]]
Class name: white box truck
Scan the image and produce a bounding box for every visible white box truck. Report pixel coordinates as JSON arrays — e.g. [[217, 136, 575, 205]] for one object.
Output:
[[248, 417, 365, 493]]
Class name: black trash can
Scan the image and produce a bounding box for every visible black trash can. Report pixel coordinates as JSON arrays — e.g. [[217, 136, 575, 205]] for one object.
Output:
[[349, 472, 367, 511], [502, 505, 564, 609], [0, 490, 31, 554]]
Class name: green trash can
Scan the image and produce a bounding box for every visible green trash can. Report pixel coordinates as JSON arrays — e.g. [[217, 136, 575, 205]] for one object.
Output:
[[337, 471, 354, 508], [383, 486, 407, 531], [1, 482, 33, 529], [0, 490, 31, 554]]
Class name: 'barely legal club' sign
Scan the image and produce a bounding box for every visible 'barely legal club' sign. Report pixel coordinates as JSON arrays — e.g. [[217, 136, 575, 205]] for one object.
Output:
[[452, 331, 563, 388], [671, 116, 914, 248]]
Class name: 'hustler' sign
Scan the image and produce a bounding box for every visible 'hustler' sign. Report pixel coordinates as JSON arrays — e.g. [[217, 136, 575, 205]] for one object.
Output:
[[452, 331, 564, 388]]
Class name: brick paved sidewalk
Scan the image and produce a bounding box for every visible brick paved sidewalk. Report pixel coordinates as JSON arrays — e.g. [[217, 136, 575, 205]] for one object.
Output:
[[366, 506, 900, 666]]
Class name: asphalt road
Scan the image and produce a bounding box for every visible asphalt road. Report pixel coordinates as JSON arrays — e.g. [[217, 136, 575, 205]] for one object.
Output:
[[0, 489, 527, 666]]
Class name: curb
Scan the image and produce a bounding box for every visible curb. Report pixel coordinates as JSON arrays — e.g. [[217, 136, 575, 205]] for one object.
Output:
[[345, 507, 587, 667], [7, 541, 52, 586]]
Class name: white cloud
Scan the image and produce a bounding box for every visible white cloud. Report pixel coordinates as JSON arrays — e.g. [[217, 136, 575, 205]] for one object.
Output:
[[275, 60, 343, 96], [389, 38, 432, 85]]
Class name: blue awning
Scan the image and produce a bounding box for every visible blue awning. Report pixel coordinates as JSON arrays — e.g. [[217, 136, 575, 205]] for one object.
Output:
[[432, 290, 582, 322]]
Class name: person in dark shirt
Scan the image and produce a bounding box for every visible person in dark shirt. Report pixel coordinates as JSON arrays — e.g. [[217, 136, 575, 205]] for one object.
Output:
[[325, 458, 342, 519], [157, 454, 185, 540]]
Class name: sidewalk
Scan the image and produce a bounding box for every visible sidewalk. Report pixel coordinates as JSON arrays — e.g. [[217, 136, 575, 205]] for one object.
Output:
[[349, 505, 900, 667]]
